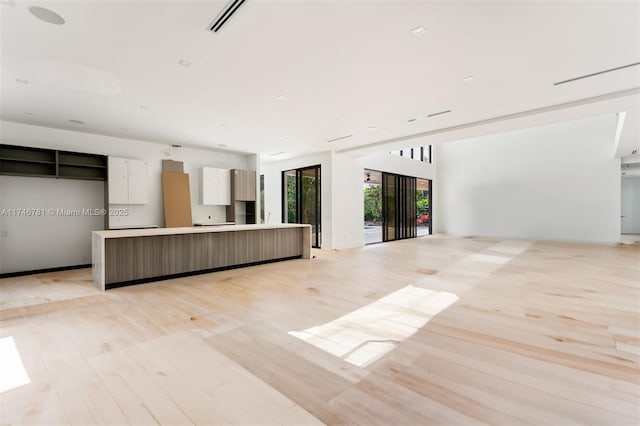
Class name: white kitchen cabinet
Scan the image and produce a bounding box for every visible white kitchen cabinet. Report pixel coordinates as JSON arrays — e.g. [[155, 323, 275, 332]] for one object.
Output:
[[108, 157, 148, 205], [201, 167, 230, 205]]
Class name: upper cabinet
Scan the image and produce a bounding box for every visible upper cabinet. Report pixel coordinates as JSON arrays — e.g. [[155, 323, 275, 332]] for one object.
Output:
[[108, 157, 148, 204], [232, 169, 256, 201], [201, 167, 231, 205], [0, 144, 106, 180]]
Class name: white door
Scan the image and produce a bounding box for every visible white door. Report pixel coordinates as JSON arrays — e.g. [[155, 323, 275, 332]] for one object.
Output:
[[621, 176, 640, 234]]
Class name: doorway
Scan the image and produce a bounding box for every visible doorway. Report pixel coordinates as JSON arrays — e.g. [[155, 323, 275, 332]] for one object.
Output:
[[364, 170, 383, 244], [282, 165, 321, 248], [621, 175, 640, 236], [416, 178, 432, 236]]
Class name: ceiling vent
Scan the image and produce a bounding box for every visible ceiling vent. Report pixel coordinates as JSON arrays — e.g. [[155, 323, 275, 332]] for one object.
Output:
[[427, 109, 451, 118], [554, 62, 640, 86], [327, 134, 353, 143], [208, 0, 247, 33]]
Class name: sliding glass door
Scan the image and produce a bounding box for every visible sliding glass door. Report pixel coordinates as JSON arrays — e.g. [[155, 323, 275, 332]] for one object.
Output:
[[382, 173, 416, 241], [382, 173, 396, 242], [282, 165, 321, 248]]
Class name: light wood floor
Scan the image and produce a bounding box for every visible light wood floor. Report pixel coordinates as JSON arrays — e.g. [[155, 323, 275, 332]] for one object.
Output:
[[1, 235, 639, 425]]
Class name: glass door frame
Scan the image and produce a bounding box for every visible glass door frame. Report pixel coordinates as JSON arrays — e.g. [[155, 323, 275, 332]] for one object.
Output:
[[281, 164, 321, 248]]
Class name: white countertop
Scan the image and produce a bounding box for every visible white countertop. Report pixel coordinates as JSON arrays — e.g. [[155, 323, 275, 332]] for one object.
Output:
[[94, 223, 311, 238]]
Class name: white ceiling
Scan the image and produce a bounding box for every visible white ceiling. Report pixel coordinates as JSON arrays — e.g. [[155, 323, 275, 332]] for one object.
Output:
[[1, 0, 639, 159]]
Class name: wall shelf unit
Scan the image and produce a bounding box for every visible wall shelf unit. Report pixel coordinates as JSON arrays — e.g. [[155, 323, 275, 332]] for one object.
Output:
[[0, 144, 107, 181]]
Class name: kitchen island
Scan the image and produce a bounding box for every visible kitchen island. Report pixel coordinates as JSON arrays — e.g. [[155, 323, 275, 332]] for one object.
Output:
[[92, 224, 312, 290]]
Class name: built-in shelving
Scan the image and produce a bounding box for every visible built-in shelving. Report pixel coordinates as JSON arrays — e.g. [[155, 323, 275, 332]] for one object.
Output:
[[0, 144, 107, 181]]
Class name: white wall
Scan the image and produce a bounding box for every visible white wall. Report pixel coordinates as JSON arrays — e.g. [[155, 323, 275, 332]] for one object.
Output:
[[0, 176, 104, 273], [436, 114, 621, 243], [0, 120, 251, 272]]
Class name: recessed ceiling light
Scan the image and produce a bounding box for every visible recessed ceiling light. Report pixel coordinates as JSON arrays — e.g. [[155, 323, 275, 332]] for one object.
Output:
[[277, 95, 286, 101], [178, 59, 191, 67], [139, 105, 149, 110], [368, 126, 378, 131], [16, 78, 29, 84], [69, 119, 85, 125], [463, 75, 475, 82], [29, 6, 65, 25], [269, 151, 286, 156], [218, 143, 228, 148], [411, 26, 426, 37]]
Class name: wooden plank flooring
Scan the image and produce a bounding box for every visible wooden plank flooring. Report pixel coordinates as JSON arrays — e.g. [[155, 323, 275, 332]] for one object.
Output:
[[1, 235, 638, 425]]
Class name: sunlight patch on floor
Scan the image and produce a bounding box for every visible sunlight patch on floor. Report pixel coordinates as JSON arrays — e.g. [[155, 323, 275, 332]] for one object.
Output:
[[0, 336, 31, 393], [289, 285, 458, 367]]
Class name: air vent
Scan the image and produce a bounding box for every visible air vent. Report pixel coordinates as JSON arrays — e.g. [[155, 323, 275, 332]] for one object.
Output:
[[208, 0, 246, 33], [554, 62, 640, 86], [327, 134, 353, 143], [427, 109, 451, 118]]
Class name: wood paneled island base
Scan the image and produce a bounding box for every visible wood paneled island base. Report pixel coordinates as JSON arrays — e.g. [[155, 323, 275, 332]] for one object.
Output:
[[92, 224, 311, 290]]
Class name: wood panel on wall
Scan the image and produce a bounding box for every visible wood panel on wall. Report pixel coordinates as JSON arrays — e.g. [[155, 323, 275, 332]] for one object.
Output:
[[162, 171, 192, 227]]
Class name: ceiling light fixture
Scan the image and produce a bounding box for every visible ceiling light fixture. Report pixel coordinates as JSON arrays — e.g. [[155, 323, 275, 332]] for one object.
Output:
[[69, 119, 85, 124], [29, 6, 65, 25], [411, 26, 426, 36], [277, 95, 286, 101], [463, 76, 475, 82], [178, 59, 191, 67], [15, 78, 29, 84]]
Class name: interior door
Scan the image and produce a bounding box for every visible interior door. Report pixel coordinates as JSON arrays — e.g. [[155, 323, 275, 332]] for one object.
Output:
[[621, 176, 640, 234]]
